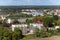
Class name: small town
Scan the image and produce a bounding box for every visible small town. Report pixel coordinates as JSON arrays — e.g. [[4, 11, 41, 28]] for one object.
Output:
[[0, 0, 60, 40], [0, 7, 60, 40]]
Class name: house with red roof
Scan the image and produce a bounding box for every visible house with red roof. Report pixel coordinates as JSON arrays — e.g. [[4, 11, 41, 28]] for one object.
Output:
[[30, 20, 44, 30]]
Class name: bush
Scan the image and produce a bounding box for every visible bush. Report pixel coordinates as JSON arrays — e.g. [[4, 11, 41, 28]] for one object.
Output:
[[39, 30, 52, 38], [55, 28, 60, 35], [23, 34, 35, 39], [47, 30, 56, 36], [57, 28, 60, 32], [34, 29, 52, 38]]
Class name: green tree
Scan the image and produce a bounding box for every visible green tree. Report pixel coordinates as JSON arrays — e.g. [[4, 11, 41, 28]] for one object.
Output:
[[56, 19, 60, 25], [26, 19, 33, 24], [52, 15, 59, 26], [12, 20, 20, 24], [3, 28, 11, 40], [42, 17, 53, 27], [33, 16, 42, 23], [0, 27, 4, 40], [34, 28, 52, 38], [0, 27, 11, 40], [12, 27, 23, 40], [53, 15, 59, 21]]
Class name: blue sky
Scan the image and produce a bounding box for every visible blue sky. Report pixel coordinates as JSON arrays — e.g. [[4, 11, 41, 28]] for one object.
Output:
[[0, 0, 60, 6]]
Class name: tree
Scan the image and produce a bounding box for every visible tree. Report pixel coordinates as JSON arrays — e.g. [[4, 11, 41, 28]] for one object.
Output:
[[52, 15, 59, 26], [33, 16, 42, 23], [26, 19, 33, 24], [2, 21, 7, 27], [53, 15, 59, 21], [12, 27, 23, 40], [0, 20, 2, 24], [2, 28, 11, 40], [0, 27, 3, 40], [34, 28, 52, 38], [56, 19, 60, 26], [42, 17, 53, 27], [0, 27, 11, 40], [12, 20, 20, 24], [7, 14, 33, 18], [0, 27, 23, 40]]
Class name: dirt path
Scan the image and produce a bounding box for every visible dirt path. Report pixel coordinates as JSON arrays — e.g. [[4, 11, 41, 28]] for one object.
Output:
[[28, 36, 60, 40], [48, 36, 60, 40]]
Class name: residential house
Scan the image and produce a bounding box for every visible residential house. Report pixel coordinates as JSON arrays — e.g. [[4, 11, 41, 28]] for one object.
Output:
[[30, 21, 44, 30]]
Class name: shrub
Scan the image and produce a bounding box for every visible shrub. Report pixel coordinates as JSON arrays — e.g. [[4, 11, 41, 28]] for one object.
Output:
[[34, 29, 52, 38], [39, 30, 52, 38]]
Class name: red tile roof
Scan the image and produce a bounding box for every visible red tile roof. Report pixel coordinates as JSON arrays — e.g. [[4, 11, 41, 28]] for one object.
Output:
[[37, 20, 42, 24]]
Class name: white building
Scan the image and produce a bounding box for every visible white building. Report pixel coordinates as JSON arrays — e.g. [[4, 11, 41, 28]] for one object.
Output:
[[30, 23, 44, 30], [21, 12, 32, 15], [7, 19, 11, 24], [11, 24, 28, 35], [11, 22, 44, 35], [11, 24, 35, 35], [32, 11, 44, 16]]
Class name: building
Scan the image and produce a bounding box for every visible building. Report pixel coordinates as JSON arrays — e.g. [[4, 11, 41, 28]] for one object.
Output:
[[30, 21, 44, 30], [32, 11, 44, 16], [11, 24, 36, 35], [11, 24, 28, 35], [11, 20, 44, 35]]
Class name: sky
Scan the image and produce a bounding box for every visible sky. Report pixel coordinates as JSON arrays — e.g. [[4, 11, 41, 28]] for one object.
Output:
[[0, 0, 60, 6]]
